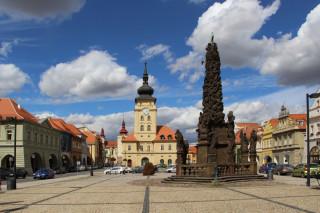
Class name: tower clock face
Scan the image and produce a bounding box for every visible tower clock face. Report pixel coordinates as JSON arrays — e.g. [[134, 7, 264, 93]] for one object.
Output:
[[143, 109, 149, 115]]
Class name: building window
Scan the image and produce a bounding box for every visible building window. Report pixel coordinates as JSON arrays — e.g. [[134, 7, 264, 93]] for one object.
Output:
[[160, 135, 165, 140], [147, 116, 151, 121], [128, 145, 131, 151], [7, 130, 12, 140], [40, 134, 43, 143], [141, 116, 144, 121], [140, 125, 144, 131], [140, 145, 143, 151], [35, 133, 38, 143], [168, 144, 172, 150], [168, 135, 172, 140], [147, 145, 150, 151], [45, 135, 48, 144], [50, 137, 53, 145], [161, 144, 164, 151], [147, 125, 151, 131], [55, 138, 58, 146], [27, 132, 31, 141]]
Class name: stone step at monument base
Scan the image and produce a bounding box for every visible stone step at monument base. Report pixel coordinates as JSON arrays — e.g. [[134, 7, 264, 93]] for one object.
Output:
[[162, 175, 266, 184]]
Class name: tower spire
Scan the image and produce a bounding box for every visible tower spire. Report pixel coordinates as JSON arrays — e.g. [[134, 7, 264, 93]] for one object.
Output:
[[119, 119, 128, 135], [135, 62, 156, 103]]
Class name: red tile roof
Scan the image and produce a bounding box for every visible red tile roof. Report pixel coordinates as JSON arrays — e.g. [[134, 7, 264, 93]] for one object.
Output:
[[0, 98, 38, 122], [235, 123, 260, 144], [289, 114, 307, 129], [105, 141, 117, 147], [269, 118, 279, 128], [49, 119, 73, 134], [122, 131, 138, 142], [188, 146, 197, 154], [153, 126, 176, 141], [81, 131, 97, 144]]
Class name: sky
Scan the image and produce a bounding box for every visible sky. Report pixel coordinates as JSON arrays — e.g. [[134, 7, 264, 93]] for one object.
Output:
[[1, 0, 320, 142]]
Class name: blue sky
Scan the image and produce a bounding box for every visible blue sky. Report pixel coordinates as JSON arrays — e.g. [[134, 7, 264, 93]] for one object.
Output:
[[0, 0, 319, 142]]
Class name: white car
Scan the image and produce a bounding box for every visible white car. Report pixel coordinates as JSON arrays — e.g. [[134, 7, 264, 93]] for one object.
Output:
[[125, 167, 133, 173], [104, 167, 125, 174], [165, 167, 176, 173]]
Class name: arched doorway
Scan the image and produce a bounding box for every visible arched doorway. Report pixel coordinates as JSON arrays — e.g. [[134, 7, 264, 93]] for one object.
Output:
[[160, 159, 164, 166], [1, 154, 14, 169], [30, 153, 43, 172], [127, 159, 132, 167], [49, 154, 59, 169], [273, 155, 279, 164], [141, 157, 149, 166], [62, 155, 70, 170], [284, 154, 289, 164], [310, 146, 320, 161], [168, 159, 172, 166], [265, 155, 272, 163]]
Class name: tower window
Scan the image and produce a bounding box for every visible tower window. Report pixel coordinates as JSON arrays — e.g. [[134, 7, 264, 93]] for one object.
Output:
[[147, 125, 151, 131], [141, 116, 144, 121], [148, 116, 151, 121], [7, 130, 12, 140], [140, 125, 144, 131]]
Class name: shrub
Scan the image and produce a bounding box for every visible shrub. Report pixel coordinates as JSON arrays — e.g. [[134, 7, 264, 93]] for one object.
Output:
[[143, 162, 155, 175]]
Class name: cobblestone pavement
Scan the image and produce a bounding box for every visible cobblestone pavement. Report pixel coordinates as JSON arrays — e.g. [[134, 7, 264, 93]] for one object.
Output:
[[0, 172, 319, 213]]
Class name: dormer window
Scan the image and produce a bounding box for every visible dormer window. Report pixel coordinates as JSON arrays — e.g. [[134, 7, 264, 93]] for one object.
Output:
[[160, 135, 165, 140], [168, 135, 172, 140]]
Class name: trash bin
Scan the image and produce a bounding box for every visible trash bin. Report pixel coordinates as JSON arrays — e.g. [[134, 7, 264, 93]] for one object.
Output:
[[7, 175, 16, 190], [267, 170, 273, 180]]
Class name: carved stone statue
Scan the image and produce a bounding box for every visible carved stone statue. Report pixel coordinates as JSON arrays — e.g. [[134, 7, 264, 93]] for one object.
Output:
[[176, 129, 189, 165], [240, 129, 249, 153], [249, 130, 257, 153]]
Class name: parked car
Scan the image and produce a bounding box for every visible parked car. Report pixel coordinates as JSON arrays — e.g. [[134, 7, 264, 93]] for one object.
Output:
[[14, 168, 28, 178], [104, 167, 125, 174], [291, 163, 320, 178], [165, 167, 176, 173], [77, 165, 86, 171], [125, 167, 133, 173], [259, 162, 277, 173], [68, 167, 77, 173], [272, 164, 294, 175], [312, 160, 320, 166], [53, 167, 66, 174], [0, 168, 9, 180], [132, 166, 144, 173], [33, 169, 55, 179]]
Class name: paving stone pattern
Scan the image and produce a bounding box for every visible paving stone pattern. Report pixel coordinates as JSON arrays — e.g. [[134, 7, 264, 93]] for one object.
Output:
[[0, 172, 319, 213]]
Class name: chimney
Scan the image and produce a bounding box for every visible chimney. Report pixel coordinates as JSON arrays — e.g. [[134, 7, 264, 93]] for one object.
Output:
[[48, 117, 52, 121], [18, 104, 21, 109]]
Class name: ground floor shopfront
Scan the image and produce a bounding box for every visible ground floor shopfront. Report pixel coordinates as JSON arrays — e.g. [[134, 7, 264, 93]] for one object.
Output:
[[0, 145, 61, 174], [272, 147, 304, 165], [122, 153, 177, 167]]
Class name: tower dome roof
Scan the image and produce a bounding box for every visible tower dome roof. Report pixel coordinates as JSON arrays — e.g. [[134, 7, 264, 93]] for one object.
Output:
[[135, 62, 156, 103]]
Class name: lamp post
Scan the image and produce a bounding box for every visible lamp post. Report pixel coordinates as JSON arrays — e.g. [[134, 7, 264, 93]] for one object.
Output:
[[6, 117, 17, 190], [306, 92, 320, 187]]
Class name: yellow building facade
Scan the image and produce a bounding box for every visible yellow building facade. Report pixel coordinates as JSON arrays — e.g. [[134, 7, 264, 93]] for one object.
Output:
[[121, 63, 178, 167], [261, 119, 278, 164]]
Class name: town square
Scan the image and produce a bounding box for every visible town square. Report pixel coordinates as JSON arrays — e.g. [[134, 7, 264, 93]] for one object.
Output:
[[1, 0, 320, 212]]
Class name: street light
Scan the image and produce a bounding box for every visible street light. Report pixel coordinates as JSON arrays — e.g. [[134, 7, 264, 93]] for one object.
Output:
[[306, 92, 320, 187], [6, 117, 17, 190]]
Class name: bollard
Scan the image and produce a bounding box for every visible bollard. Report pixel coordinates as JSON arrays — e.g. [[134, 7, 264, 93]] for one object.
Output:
[[7, 175, 16, 190], [214, 165, 218, 182], [267, 170, 273, 180]]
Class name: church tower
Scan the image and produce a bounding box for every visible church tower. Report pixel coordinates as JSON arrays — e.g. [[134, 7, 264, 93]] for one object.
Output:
[[117, 119, 128, 166], [134, 63, 157, 141]]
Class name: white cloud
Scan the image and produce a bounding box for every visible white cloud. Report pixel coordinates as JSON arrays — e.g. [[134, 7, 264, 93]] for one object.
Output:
[[0, 64, 30, 96], [39, 50, 144, 101], [137, 44, 173, 63], [234, 80, 244, 86], [0, 0, 86, 21], [0, 40, 18, 57], [169, 0, 320, 86], [34, 111, 59, 119]]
